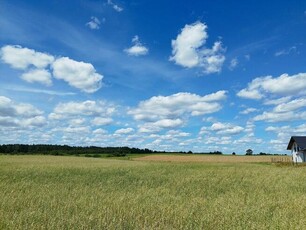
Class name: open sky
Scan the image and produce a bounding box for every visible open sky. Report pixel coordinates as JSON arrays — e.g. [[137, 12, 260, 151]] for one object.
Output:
[[1, 0, 306, 154]]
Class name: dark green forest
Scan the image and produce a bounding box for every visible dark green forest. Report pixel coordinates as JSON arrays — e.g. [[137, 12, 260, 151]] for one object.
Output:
[[0, 144, 154, 157], [0, 144, 223, 157]]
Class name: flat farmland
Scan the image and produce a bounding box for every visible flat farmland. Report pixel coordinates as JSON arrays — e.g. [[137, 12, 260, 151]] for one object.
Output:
[[0, 154, 305, 229], [134, 154, 291, 163]]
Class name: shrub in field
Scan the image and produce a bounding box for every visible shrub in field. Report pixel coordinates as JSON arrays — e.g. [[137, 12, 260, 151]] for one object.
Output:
[[111, 152, 127, 157], [246, 149, 253, 155]]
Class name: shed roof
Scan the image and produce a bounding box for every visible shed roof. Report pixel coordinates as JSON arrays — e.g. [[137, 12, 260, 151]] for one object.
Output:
[[287, 136, 306, 150]]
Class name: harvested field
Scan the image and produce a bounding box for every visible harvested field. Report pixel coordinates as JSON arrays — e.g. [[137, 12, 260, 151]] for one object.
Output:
[[134, 154, 291, 163]]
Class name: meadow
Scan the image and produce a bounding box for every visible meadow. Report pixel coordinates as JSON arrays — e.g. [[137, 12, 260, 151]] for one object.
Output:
[[0, 154, 305, 229]]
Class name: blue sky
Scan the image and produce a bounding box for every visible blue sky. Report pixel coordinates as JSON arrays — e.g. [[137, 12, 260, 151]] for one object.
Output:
[[1, 0, 306, 154]]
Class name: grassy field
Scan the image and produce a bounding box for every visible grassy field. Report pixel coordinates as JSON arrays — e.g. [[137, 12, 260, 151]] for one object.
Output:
[[0, 154, 305, 229], [135, 154, 291, 163]]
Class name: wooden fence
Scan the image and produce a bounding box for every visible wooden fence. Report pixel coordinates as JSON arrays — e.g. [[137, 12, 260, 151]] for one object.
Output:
[[271, 156, 291, 163]]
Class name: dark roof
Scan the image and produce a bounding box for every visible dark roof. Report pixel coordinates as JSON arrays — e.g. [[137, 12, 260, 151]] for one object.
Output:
[[287, 136, 306, 150]]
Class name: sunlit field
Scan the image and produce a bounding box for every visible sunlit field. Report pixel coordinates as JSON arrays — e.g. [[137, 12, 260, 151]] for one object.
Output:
[[0, 155, 305, 229], [134, 154, 291, 163]]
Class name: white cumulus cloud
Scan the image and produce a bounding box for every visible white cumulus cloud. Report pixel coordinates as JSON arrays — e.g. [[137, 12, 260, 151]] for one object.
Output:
[[53, 100, 115, 117], [170, 21, 225, 74], [239, 108, 258, 115], [124, 36, 149, 56], [21, 69, 52, 86], [52, 57, 103, 93], [114, 127, 134, 135], [0, 45, 54, 70], [0, 95, 46, 127], [129, 91, 227, 122], [253, 111, 306, 122], [273, 98, 306, 113], [237, 73, 306, 99], [1, 45, 105, 93], [91, 117, 113, 126], [210, 122, 244, 135]]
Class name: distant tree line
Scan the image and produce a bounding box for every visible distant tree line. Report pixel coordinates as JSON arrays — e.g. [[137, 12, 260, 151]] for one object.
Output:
[[0, 144, 154, 157], [244, 149, 286, 156], [182, 151, 223, 155], [0, 144, 224, 156]]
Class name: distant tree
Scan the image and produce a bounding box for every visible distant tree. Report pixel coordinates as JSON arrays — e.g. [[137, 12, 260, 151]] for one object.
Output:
[[246, 149, 253, 155], [232, 152, 236, 155], [187, 150, 193, 154]]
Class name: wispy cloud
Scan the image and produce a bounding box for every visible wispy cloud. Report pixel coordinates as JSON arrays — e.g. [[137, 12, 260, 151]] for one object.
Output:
[[274, 46, 297, 57], [2, 85, 76, 96], [86, 16, 104, 30], [229, 58, 238, 70], [107, 0, 123, 12]]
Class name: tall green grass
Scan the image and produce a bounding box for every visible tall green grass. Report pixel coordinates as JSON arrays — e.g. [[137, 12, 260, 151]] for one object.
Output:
[[0, 155, 306, 229]]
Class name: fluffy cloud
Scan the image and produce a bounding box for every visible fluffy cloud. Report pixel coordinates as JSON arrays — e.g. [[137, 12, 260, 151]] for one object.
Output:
[[1, 45, 104, 93], [170, 21, 225, 74], [137, 120, 184, 133], [129, 91, 226, 122], [86, 16, 102, 30], [65, 126, 90, 133], [251, 97, 306, 123], [0, 45, 54, 70], [144, 130, 191, 148], [91, 117, 113, 126], [0, 96, 45, 127], [21, 116, 46, 127], [153, 119, 184, 128], [253, 111, 306, 122], [210, 122, 244, 135], [265, 124, 306, 150], [267, 124, 306, 135], [114, 128, 134, 135], [124, 36, 149, 56], [52, 57, 103, 93], [138, 123, 163, 133], [166, 130, 190, 137], [50, 100, 116, 129], [237, 73, 306, 99], [21, 69, 52, 86], [233, 136, 263, 145], [273, 98, 306, 113], [137, 119, 184, 134], [130, 91, 226, 133], [239, 108, 258, 114], [93, 128, 108, 134], [0, 96, 43, 118], [53, 100, 115, 117], [69, 118, 86, 126], [263, 96, 292, 105]]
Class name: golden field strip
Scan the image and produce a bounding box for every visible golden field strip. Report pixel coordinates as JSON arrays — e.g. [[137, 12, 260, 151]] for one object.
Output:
[[0, 154, 305, 229], [134, 154, 291, 163]]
